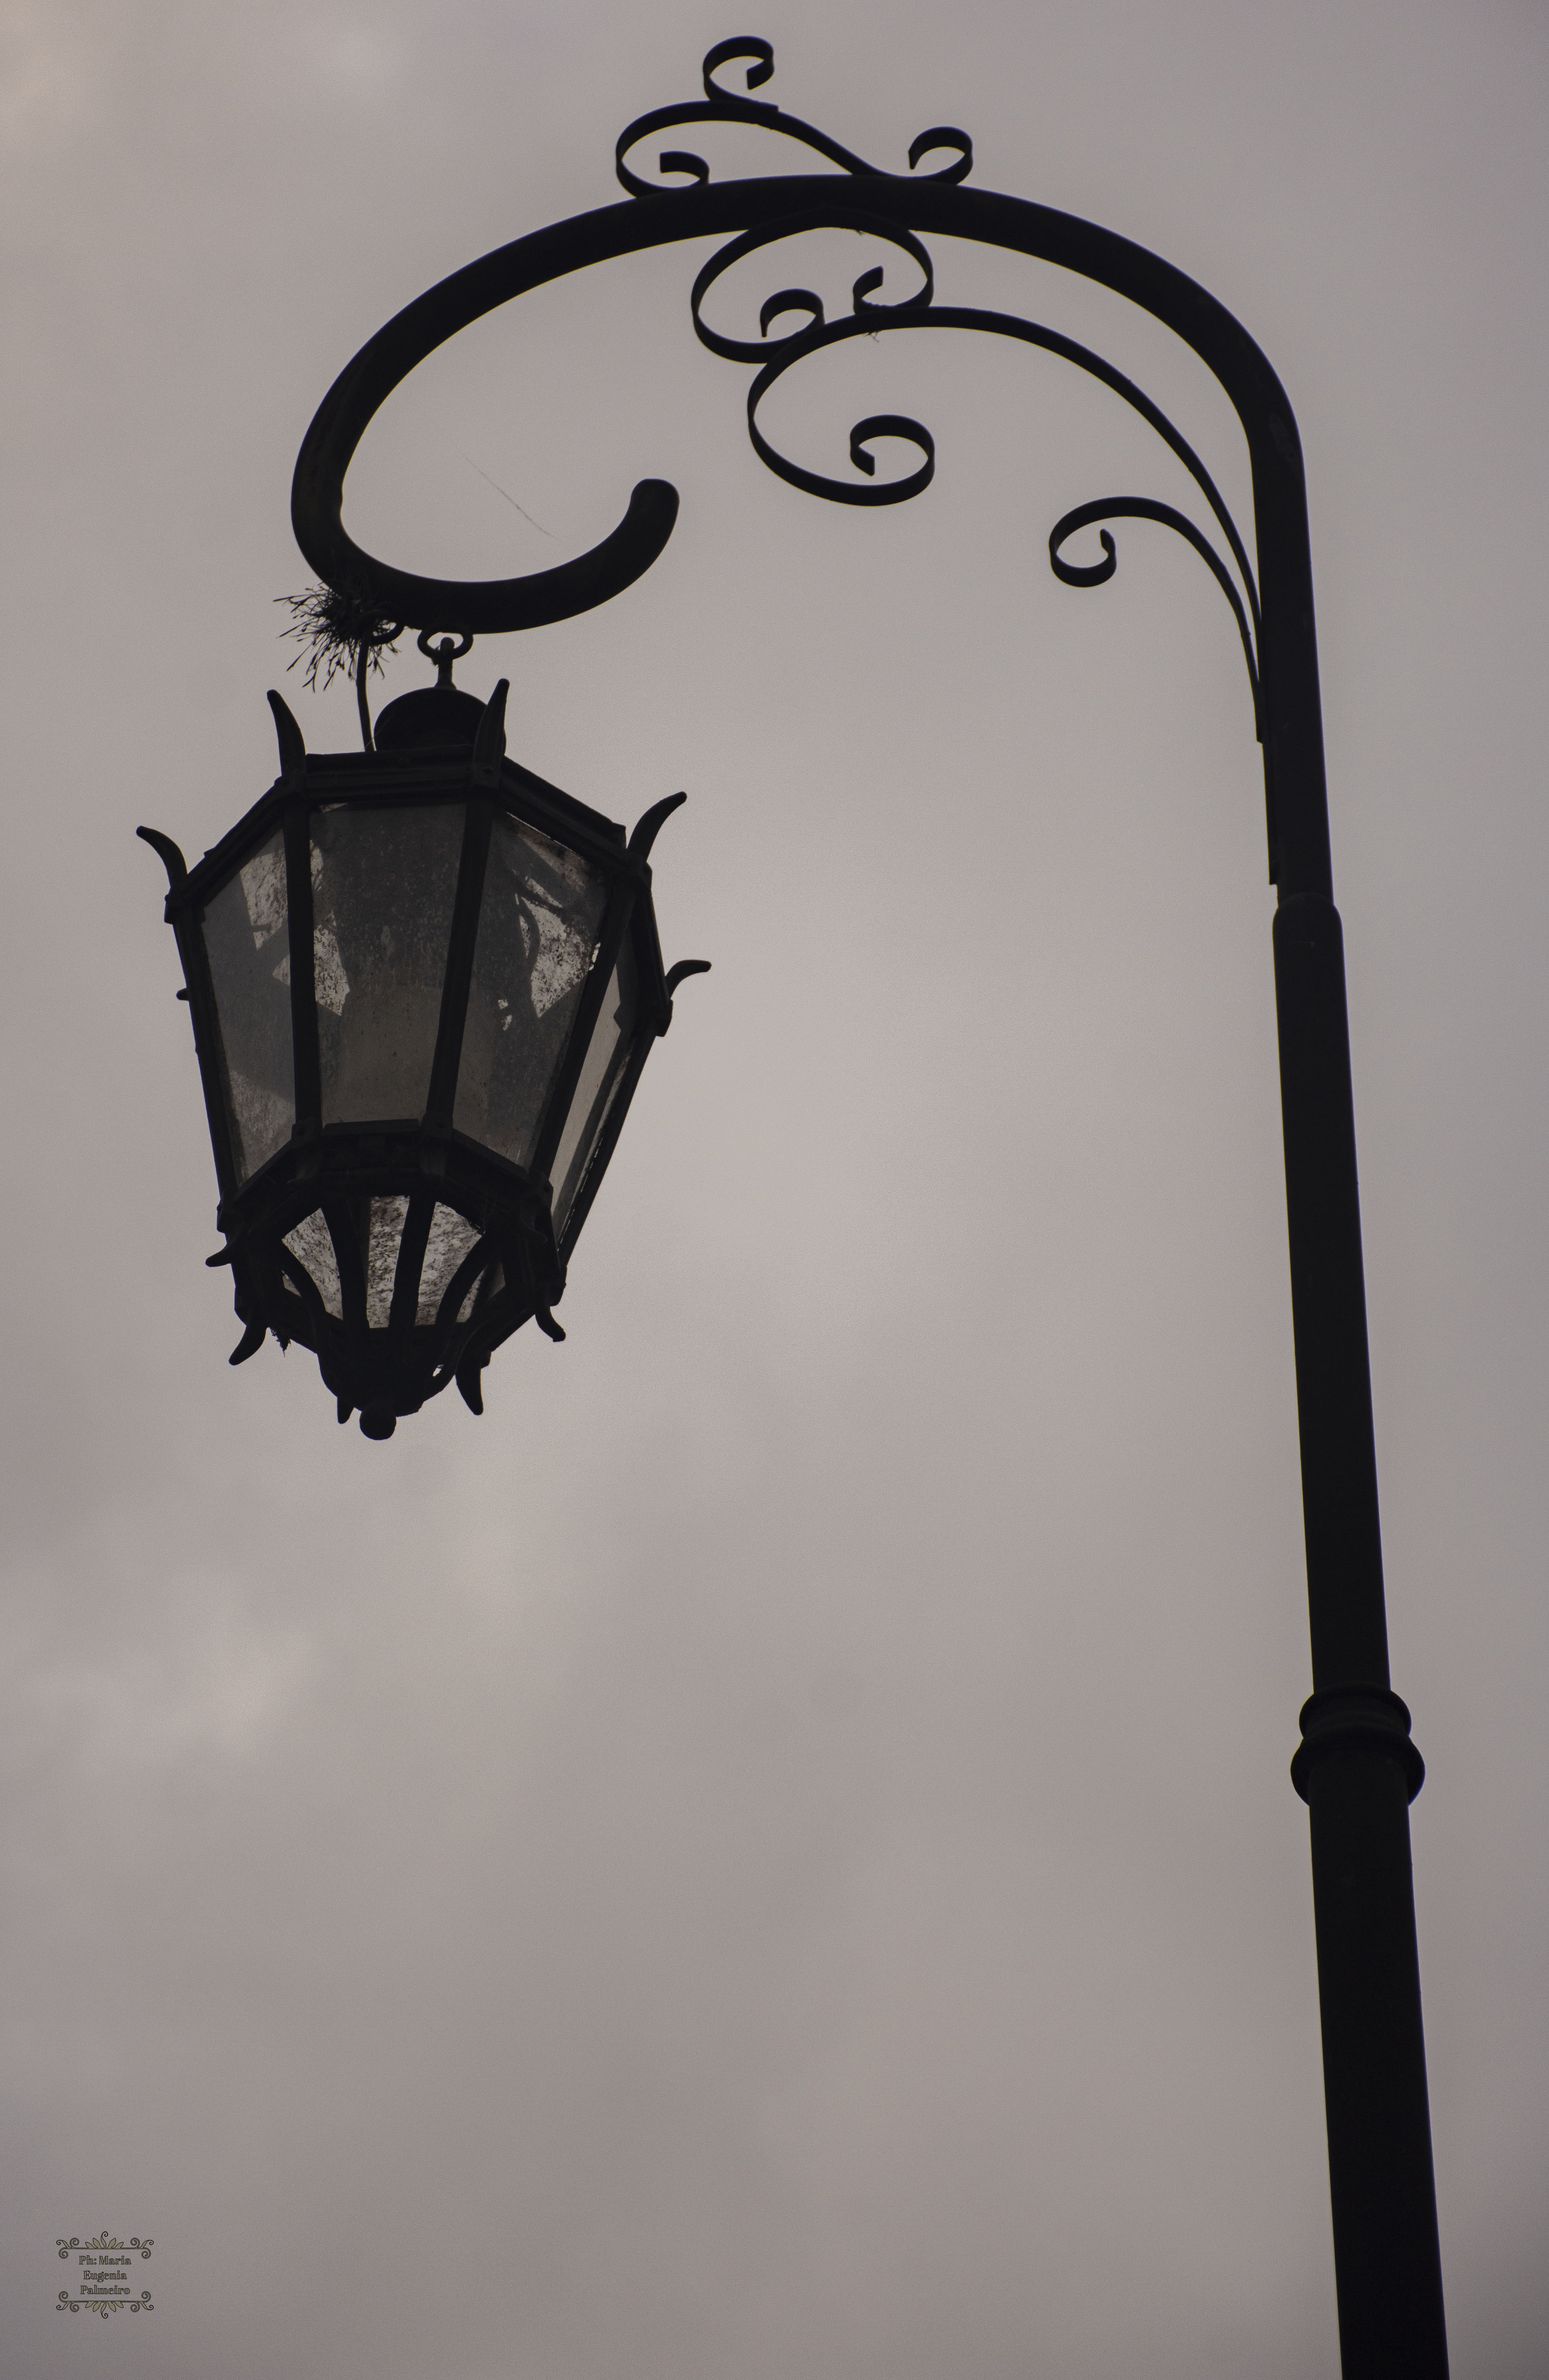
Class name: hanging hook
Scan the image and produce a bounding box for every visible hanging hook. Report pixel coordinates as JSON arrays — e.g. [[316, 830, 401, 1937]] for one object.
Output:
[[417, 629, 474, 686]]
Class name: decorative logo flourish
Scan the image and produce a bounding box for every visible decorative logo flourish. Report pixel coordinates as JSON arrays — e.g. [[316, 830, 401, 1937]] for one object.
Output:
[[56, 2232, 155, 2317], [56, 2233, 153, 2258]]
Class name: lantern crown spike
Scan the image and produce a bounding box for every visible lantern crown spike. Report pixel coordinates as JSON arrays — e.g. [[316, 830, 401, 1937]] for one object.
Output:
[[471, 679, 509, 785], [266, 688, 307, 783], [629, 789, 688, 860], [136, 825, 188, 893]]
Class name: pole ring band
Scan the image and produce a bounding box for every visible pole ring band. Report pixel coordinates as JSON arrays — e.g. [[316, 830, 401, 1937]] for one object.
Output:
[[1291, 1684, 1425, 1805]]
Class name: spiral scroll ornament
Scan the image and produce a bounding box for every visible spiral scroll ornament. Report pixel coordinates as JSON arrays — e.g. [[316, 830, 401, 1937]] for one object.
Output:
[[615, 37, 972, 197], [659, 49, 1262, 727]]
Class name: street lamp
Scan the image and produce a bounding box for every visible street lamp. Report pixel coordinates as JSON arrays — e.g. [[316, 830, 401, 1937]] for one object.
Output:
[[141, 634, 706, 1439], [142, 35, 1448, 2378]]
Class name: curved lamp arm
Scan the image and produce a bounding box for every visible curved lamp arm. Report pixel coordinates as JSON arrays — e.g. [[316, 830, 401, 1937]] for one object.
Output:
[[290, 50, 1323, 886]]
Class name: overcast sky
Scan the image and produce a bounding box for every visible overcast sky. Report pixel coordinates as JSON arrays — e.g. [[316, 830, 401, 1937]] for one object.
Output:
[[2, 2, 1546, 2375]]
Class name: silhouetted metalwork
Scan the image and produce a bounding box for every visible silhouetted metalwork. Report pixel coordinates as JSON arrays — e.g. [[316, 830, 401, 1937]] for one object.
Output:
[[152, 36, 1448, 2374], [142, 671, 705, 1438]]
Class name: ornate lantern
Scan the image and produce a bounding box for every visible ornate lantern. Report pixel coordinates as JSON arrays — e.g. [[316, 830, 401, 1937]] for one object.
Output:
[[141, 643, 706, 1437]]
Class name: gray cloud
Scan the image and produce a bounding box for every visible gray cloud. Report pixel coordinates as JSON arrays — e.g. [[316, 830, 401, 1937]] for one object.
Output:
[[2, 1, 1545, 2374]]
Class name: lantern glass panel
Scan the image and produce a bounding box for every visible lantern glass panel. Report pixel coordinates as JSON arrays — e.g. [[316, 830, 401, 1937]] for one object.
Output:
[[362, 1194, 410, 1326], [311, 803, 464, 1123], [454, 812, 609, 1168], [201, 829, 295, 1181], [551, 931, 641, 1233], [278, 1197, 492, 1336], [418, 1203, 484, 1324], [282, 1209, 343, 1319]]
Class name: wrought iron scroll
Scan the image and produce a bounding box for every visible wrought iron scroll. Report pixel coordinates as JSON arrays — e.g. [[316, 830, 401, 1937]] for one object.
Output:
[[291, 37, 1323, 881], [615, 36, 974, 195], [683, 204, 1261, 731]]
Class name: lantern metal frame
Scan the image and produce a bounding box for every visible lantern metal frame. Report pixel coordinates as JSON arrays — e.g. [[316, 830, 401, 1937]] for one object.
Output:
[[141, 680, 704, 1435], [145, 33, 1451, 2377]]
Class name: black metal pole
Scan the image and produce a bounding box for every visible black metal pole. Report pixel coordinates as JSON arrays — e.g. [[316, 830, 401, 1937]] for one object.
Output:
[[1246, 383, 1448, 2372], [1277, 896, 1448, 2377]]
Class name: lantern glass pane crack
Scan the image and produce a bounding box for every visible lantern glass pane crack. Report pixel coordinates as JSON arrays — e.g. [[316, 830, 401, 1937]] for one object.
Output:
[[141, 668, 705, 1438]]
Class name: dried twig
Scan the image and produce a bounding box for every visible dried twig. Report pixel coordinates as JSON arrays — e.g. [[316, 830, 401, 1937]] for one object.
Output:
[[276, 585, 403, 750]]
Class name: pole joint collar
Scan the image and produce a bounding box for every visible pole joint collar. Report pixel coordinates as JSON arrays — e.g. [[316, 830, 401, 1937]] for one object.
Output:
[[1291, 1684, 1425, 1805]]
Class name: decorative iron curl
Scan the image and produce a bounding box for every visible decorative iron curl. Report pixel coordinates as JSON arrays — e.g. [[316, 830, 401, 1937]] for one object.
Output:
[[1049, 498, 1261, 731], [687, 206, 1261, 723], [615, 37, 972, 198]]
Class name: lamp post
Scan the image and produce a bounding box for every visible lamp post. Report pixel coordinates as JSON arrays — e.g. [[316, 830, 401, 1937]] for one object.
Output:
[[143, 36, 1447, 2376]]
